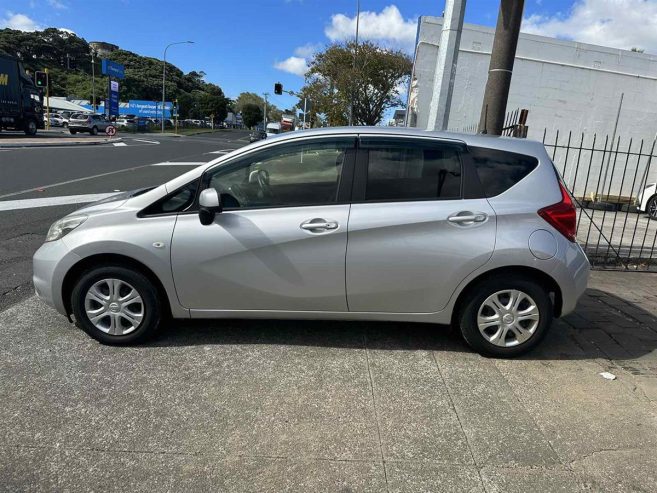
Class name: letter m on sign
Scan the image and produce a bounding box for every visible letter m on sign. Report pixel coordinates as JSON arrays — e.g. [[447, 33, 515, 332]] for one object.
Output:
[[0, 73, 8, 85]]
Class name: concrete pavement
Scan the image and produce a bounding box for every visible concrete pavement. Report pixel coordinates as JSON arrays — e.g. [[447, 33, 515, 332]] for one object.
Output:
[[1, 271, 656, 492]]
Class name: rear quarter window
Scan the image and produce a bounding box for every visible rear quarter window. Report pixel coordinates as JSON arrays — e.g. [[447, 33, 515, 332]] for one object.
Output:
[[469, 147, 538, 197]]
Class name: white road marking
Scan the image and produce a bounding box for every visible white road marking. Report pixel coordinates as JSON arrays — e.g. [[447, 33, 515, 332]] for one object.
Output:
[[150, 161, 206, 166], [207, 150, 232, 154], [0, 193, 117, 211], [132, 138, 160, 144], [112, 142, 127, 146]]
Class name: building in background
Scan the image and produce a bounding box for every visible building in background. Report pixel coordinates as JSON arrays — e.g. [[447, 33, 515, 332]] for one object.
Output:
[[408, 16, 657, 143], [88, 41, 119, 57]]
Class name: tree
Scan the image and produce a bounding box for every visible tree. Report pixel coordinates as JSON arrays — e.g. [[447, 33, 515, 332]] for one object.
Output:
[[301, 41, 412, 126], [242, 103, 263, 128], [0, 28, 229, 121], [234, 92, 283, 123]]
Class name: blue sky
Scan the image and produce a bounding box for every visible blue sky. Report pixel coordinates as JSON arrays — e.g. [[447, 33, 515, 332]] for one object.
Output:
[[2, 0, 655, 115]]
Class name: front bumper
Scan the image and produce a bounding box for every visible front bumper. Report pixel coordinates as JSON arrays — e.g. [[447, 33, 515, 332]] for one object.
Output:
[[33, 239, 81, 316]]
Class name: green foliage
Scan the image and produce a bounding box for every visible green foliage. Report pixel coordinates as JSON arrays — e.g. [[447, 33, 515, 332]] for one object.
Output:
[[301, 41, 412, 126], [241, 103, 263, 128], [0, 28, 228, 120], [233, 92, 283, 122]]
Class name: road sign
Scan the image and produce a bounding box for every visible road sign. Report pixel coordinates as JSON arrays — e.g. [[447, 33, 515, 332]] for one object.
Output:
[[108, 80, 119, 117], [101, 59, 125, 79], [105, 125, 117, 137]]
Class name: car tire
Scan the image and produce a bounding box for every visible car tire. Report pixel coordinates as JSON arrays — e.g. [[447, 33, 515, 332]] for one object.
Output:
[[458, 275, 553, 358], [90, 126, 98, 135], [71, 265, 162, 345], [70, 129, 77, 135], [24, 119, 37, 136], [647, 196, 657, 220]]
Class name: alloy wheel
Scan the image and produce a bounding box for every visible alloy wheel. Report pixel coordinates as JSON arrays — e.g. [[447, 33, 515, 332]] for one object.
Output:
[[84, 278, 144, 335], [477, 289, 540, 347]]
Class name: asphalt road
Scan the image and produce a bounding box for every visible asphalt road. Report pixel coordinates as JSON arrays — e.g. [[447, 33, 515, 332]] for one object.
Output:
[[0, 129, 250, 312]]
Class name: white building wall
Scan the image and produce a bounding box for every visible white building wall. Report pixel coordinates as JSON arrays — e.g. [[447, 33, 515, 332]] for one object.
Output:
[[409, 16, 657, 196]]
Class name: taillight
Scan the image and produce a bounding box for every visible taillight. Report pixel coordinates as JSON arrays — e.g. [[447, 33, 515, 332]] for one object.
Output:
[[538, 182, 577, 242]]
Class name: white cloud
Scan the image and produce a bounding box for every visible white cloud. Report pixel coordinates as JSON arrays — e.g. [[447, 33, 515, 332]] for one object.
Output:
[[522, 0, 657, 54], [0, 12, 42, 31], [324, 5, 417, 51], [47, 0, 68, 9], [294, 43, 321, 58], [274, 56, 309, 77]]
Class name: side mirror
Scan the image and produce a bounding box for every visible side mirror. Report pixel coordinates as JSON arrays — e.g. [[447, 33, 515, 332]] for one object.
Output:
[[198, 188, 221, 225]]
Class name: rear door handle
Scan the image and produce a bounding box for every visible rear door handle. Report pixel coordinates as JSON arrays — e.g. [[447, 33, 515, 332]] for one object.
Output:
[[300, 219, 339, 231], [448, 212, 488, 224]]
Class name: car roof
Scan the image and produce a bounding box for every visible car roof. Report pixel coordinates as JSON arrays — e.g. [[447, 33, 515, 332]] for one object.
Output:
[[249, 126, 546, 156]]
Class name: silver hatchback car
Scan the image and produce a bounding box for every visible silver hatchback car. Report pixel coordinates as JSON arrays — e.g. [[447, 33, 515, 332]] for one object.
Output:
[[33, 128, 589, 357]]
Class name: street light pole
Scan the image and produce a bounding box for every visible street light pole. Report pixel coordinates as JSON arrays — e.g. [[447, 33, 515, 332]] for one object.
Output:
[[263, 92, 269, 130], [91, 49, 96, 113], [348, 0, 360, 126], [162, 41, 194, 133]]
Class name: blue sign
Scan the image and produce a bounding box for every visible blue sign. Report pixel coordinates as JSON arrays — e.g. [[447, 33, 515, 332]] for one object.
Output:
[[80, 99, 173, 118], [127, 100, 172, 118], [101, 59, 125, 79], [108, 80, 119, 117]]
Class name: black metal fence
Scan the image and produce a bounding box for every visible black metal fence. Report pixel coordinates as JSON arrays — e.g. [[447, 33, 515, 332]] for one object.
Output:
[[543, 129, 657, 271], [450, 108, 528, 137]]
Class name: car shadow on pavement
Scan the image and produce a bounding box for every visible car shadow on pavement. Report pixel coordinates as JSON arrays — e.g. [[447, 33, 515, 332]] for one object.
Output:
[[143, 288, 657, 361]]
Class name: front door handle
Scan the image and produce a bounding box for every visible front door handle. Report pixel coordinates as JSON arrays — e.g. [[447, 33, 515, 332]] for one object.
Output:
[[300, 218, 339, 231], [448, 212, 488, 225]]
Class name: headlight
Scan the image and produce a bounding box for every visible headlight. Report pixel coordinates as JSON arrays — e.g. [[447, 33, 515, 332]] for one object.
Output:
[[45, 214, 88, 242]]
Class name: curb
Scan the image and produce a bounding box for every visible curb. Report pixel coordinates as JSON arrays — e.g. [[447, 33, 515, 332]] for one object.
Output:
[[0, 137, 123, 149]]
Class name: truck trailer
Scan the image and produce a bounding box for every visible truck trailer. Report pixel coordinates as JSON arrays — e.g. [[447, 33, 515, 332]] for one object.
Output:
[[0, 53, 44, 135]]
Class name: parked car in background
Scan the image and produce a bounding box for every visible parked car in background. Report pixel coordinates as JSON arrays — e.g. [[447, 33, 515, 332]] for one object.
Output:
[[116, 117, 137, 131], [44, 114, 65, 127], [638, 183, 657, 219], [33, 127, 589, 357], [68, 113, 111, 135], [249, 130, 267, 142]]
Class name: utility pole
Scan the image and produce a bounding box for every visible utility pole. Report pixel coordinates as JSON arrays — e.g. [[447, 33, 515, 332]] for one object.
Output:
[[263, 92, 269, 129], [426, 0, 466, 131], [91, 49, 96, 113], [348, 0, 360, 126], [478, 0, 525, 135], [45, 68, 50, 130]]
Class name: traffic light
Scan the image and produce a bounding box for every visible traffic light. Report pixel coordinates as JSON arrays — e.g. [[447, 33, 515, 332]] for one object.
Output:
[[35, 71, 48, 88], [274, 82, 283, 95]]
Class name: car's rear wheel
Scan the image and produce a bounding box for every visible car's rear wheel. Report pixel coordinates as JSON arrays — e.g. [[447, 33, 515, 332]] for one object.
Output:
[[71, 265, 162, 345], [90, 126, 98, 135], [69, 129, 77, 134], [458, 275, 552, 357], [647, 197, 657, 220]]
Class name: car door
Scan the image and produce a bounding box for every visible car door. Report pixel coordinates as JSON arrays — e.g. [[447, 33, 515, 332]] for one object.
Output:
[[346, 136, 496, 313], [171, 136, 356, 313]]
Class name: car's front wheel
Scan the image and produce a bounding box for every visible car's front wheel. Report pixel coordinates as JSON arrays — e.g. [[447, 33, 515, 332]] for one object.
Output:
[[458, 275, 552, 357], [71, 265, 162, 345], [90, 126, 98, 135]]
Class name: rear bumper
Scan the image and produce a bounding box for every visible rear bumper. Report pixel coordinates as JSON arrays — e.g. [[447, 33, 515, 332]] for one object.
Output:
[[557, 241, 590, 316]]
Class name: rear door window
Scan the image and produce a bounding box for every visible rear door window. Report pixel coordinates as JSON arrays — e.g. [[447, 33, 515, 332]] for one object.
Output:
[[360, 138, 462, 201], [469, 147, 538, 197]]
